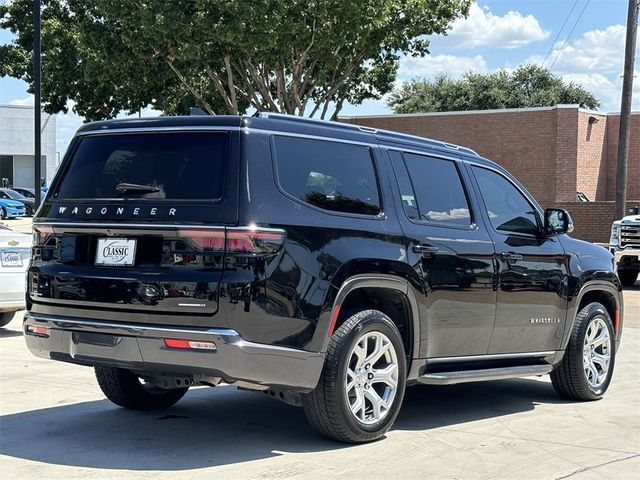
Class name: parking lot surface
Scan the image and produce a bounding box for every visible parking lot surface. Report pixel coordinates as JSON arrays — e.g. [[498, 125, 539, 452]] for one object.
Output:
[[1, 285, 639, 479]]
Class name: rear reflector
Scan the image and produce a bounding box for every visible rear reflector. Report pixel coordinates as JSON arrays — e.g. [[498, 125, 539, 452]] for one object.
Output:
[[26, 325, 49, 336], [327, 304, 341, 336], [164, 338, 217, 350]]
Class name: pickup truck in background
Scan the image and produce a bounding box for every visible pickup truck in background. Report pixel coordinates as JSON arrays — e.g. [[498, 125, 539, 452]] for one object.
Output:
[[610, 206, 640, 287]]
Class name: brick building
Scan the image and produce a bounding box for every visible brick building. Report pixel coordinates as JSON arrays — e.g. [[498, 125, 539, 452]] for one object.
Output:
[[341, 105, 639, 242]]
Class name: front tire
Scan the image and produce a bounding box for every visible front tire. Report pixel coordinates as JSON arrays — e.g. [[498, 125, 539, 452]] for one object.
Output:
[[551, 302, 615, 401], [95, 367, 189, 410], [0, 207, 6, 220], [302, 310, 406, 443], [618, 269, 638, 287]]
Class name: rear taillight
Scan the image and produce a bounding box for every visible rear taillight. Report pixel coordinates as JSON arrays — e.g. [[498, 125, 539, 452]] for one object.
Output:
[[33, 225, 54, 246], [226, 228, 286, 254], [177, 228, 226, 251], [177, 226, 285, 255]]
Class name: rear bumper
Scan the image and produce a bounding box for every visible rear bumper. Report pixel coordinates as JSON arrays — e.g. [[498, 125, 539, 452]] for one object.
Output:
[[23, 312, 324, 392]]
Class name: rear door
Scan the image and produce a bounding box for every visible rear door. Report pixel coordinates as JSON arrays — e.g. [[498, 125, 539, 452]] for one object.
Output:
[[30, 129, 239, 327], [385, 148, 497, 358], [468, 164, 568, 354]]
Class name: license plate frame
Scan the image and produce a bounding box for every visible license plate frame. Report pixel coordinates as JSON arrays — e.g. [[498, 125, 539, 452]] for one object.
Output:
[[95, 238, 137, 267], [0, 250, 23, 268]]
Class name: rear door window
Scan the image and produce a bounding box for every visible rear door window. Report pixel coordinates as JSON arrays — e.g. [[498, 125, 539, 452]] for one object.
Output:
[[397, 152, 472, 227], [55, 132, 230, 201], [273, 136, 381, 216]]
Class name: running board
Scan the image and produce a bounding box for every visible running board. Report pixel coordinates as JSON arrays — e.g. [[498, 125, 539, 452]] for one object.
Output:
[[418, 364, 553, 385]]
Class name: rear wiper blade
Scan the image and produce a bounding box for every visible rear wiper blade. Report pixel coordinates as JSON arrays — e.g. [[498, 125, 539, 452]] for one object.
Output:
[[115, 182, 160, 194]]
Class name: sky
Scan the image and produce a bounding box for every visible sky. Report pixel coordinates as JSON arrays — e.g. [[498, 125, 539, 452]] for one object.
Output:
[[0, 0, 638, 155]]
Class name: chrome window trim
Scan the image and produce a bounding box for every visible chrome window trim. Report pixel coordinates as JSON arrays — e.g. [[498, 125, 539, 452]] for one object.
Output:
[[268, 133, 386, 220], [252, 127, 375, 148], [387, 148, 477, 230], [75, 125, 478, 160]]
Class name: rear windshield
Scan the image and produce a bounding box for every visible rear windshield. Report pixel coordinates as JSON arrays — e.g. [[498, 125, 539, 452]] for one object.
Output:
[[54, 132, 230, 200]]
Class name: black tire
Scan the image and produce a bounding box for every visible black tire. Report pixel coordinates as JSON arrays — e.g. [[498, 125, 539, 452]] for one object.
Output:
[[0, 207, 6, 220], [302, 310, 407, 443], [0, 312, 14, 328], [95, 367, 189, 410], [618, 269, 638, 287], [551, 302, 616, 401]]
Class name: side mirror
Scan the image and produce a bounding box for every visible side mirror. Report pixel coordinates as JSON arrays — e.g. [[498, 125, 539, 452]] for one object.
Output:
[[544, 208, 574, 235]]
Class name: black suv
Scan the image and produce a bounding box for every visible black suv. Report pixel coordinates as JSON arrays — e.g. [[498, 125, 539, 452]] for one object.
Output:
[[24, 113, 623, 443]]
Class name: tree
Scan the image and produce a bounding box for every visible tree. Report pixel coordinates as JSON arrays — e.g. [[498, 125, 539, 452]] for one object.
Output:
[[0, 0, 471, 121], [387, 65, 601, 113]]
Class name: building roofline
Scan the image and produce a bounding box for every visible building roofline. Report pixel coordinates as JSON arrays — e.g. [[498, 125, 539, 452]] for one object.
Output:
[[0, 104, 35, 109], [340, 104, 639, 120], [0, 103, 53, 112]]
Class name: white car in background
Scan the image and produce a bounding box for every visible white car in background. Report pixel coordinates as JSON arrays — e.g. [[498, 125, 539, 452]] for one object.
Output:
[[0, 223, 31, 327]]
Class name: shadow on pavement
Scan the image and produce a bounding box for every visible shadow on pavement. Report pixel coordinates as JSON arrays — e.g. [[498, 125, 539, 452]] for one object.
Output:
[[0, 377, 566, 471], [0, 327, 23, 338], [396, 377, 566, 432]]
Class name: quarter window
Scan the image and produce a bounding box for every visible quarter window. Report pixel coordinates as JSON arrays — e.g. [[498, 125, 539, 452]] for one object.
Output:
[[472, 166, 540, 236], [397, 152, 472, 226], [274, 136, 381, 216]]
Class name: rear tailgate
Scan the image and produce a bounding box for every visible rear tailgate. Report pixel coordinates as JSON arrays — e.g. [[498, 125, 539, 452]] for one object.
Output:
[[29, 129, 240, 327]]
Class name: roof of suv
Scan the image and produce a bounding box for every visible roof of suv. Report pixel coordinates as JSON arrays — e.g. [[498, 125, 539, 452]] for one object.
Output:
[[75, 112, 485, 162]]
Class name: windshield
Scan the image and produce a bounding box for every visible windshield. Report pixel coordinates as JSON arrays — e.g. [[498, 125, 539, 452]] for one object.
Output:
[[54, 132, 231, 201], [15, 189, 35, 198], [2, 189, 26, 199]]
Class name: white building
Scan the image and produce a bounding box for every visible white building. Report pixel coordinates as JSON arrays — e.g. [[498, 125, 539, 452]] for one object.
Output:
[[0, 104, 57, 188]]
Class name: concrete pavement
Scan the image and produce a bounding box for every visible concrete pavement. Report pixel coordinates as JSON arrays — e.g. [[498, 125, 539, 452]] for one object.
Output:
[[1, 287, 639, 479], [0, 216, 32, 234]]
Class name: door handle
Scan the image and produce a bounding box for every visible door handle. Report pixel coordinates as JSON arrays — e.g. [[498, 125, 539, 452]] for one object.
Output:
[[500, 252, 523, 262], [413, 244, 439, 257]]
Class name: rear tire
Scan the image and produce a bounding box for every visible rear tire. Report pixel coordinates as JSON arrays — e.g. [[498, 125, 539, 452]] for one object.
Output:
[[618, 269, 638, 287], [551, 302, 615, 401], [95, 367, 189, 410], [0, 312, 14, 328], [302, 310, 406, 443]]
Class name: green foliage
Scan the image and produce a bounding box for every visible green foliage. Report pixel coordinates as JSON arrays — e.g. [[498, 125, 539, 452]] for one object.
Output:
[[0, 0, 471, 120], [387, 65, 601, 113]]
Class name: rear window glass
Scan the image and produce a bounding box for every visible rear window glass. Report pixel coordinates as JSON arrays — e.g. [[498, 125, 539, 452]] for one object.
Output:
[[273, 136, 381, 216], [55, 132, 230, 200]]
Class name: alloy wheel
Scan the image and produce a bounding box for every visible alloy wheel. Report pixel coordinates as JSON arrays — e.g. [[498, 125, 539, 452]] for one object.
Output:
[[582, 316, 611, 389], [345, 331, 399, 425]]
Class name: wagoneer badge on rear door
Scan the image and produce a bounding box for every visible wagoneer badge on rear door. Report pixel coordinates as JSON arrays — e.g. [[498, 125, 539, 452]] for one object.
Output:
[[58, 206, 177, 216]]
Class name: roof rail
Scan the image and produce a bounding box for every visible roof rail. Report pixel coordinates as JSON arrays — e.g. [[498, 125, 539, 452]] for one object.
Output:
[[252, 111, 479, 157]]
